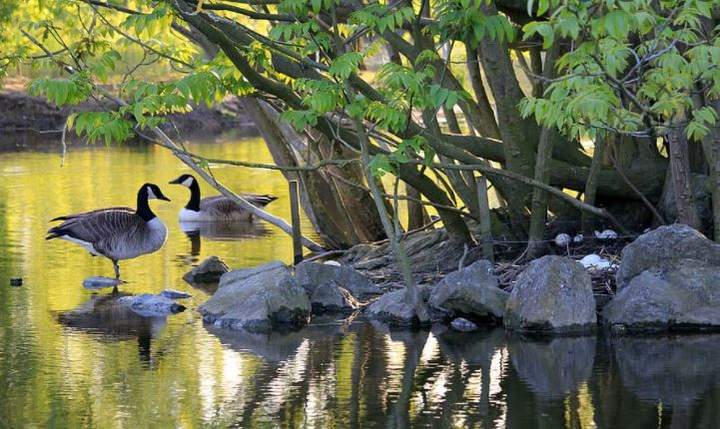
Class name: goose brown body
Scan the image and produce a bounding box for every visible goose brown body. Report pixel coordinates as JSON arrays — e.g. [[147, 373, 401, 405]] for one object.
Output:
[[46, 183, 170, 281]]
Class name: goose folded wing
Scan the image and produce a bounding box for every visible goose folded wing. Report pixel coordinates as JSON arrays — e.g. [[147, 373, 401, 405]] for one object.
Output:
[[200, 194, 276, 212], [47, 209, 141, 247]]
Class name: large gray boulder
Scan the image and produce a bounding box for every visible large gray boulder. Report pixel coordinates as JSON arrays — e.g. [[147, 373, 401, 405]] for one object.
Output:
[[505, 256, 596, 333], [365, 287, 431, 326], [604, 260, 720, 330], [605, 225, 720, 331], [295, 261, 380, 299], [428, 260, 508, 323], [309, 280, 360, 313], [616, 224, 720, 288], [183, 256, 228, 284], [199, 261, 311, 332]]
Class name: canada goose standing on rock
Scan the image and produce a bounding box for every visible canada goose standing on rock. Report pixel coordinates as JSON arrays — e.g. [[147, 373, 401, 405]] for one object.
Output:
[[46, 183, 171, 283], [169, 174, 277, 222]]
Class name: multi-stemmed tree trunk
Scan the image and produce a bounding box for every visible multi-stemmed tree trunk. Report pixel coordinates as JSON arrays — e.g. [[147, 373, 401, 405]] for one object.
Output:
[[14, 0, 719, 258]]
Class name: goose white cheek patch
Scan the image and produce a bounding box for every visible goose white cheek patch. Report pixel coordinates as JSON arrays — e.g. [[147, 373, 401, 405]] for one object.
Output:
[[147, 186, 158, 199], [181, 177, 194, 187]]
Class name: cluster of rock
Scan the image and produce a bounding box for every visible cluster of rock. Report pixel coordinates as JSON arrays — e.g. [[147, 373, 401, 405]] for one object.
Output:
[[198, 260, 379, 332], [366, 255, 597, 333], [194, 223, 720, 336], [369, 223, 720, 334]]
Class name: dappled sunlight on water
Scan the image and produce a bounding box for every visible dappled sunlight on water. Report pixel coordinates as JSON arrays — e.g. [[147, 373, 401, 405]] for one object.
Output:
[[0, 139, 719, 428]]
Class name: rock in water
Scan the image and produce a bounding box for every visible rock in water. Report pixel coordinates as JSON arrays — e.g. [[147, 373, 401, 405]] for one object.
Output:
[[504, 256, 596, 333], [199, 261, 310, 332], [604, 260, 720, 331], [366, 287, 431, 326], [118, 294, 186, 316], [183, 256, 229, 284], [451, 317, 478, 332], [295, 261, 380, 299], [82, 276, 123, 289], [160, 289, 192, 299], [604, 225, 720, 331], [309, 280, 359, 313], [428, 260, 508, 323]]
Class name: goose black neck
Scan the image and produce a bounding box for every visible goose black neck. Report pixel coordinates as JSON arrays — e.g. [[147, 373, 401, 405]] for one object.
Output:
[[136, 187, 157, 221], [185, 180, 201, 212]]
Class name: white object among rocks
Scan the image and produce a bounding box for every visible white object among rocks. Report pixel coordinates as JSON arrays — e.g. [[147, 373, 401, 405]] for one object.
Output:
[[323, 260, 341, 266], [573, 234, 584, 243], [554, 233, 571, 247], [579, 254, 614, 270], [594, 229, 618, 240]]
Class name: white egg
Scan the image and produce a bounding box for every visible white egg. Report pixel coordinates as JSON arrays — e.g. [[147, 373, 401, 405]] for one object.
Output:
[[554, 233, 571, 247], [594, 229, 618, 240], [579, 254, 613, 270]]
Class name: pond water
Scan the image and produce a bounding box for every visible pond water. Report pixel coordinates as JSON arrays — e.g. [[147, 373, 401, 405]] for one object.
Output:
[[0, 138, 719, 428]]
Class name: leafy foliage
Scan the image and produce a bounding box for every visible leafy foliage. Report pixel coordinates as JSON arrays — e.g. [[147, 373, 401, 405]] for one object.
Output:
[[520, 0, 720, 141]]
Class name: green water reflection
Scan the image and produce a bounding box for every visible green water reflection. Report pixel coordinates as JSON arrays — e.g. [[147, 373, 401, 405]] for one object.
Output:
[[0, 139, 719, 428]]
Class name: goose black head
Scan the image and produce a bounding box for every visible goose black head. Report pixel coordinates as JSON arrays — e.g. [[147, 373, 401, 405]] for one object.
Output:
[[141, 183, 171, 202], [169, 174, 196, 188]]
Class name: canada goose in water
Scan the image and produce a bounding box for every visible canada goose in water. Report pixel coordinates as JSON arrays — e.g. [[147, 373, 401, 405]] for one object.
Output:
[[169, 174, 277, 222], [46, 183, 171, 282]]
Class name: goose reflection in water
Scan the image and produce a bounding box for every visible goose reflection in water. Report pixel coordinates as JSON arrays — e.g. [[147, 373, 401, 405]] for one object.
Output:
[[57, 294, 172, 367], [177, 220, 270, 262]]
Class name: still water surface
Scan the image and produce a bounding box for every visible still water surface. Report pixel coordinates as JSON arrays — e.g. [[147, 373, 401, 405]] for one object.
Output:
[[0, 138, 719, 428]]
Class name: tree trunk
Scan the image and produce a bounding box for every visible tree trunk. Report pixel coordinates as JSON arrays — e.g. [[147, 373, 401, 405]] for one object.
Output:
[[407, 185, 430, 230], [582, 136, 607, 234], [240, 97, 387, 248], [667, 120, 702, 229], [464, 44, 501, 139], [526, 44, 559, 258]]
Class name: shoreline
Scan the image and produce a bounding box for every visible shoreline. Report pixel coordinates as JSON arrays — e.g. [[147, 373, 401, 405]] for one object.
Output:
[[0, 90, 259, 150]]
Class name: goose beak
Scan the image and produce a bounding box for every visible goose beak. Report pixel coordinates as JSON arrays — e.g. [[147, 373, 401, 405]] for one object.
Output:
[[160, 195, 171, 202], [169, 177, 183, 185]]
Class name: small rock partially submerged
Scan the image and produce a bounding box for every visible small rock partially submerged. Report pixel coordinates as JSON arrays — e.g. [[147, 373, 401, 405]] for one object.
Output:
[[200, 261, 310, 332], [428, 260, 508, 323], [82, 276, 123, 289], [504, 256, 596, 334], [118, 294, 186, 317], [183, 256, 229, 284], [451, 317, 478, 332], [160, 289, 192, 299]]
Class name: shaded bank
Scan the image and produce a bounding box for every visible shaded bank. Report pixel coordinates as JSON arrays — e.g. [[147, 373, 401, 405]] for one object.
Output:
[[0, 90, 258, 150]]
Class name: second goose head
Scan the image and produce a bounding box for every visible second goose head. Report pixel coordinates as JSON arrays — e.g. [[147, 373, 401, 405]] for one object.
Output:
[[169, 174, 201, 212]]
